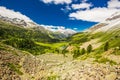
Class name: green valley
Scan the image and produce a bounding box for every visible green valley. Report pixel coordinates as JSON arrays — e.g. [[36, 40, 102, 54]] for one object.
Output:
[[0, 11, 120, 80]]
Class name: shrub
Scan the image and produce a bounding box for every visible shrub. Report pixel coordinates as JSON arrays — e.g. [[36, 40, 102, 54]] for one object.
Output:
[[73, 49, 80, 58], [81, 48, 85, 55], [87, 44, 92, 53], [104, 42, 109, 51]]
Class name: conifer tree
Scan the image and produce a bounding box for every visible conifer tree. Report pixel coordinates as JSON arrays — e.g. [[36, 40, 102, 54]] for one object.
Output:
[[87, 44, 92, 53], [104, 42, 109, 51], [81, 48, 85, 54]]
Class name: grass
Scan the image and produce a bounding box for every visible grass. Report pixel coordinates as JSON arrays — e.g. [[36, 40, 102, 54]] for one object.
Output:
[[35, 42, 68, 53], [67, 32, 91, 45], [100, 29, 120, 42], [112, 48, 120, 55], [47, 75, 60, 80], [94, 57, 117, 65], [7, 63, 23, 75], [35, 42, 67, 48], [110, 38, 120, 48], [0, 44, 6, 50]]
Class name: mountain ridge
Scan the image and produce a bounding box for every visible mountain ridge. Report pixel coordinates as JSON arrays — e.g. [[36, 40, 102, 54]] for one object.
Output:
[[0, 6, 76, 37], [87, 11, 120, 33]]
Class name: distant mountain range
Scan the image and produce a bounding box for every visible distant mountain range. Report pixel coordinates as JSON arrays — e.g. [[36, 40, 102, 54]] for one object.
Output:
[[0, 7, 76, 37]]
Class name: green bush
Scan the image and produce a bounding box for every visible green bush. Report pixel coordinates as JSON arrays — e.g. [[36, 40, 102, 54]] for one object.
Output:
[[81, 48, 85, 55], [87, 44, 92, 53], [73, 49, 79, 58], [104, 42, 109, 51]]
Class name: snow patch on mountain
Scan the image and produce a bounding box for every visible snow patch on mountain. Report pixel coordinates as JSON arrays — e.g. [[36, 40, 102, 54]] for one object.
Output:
[[40, 24, 76, 36], [0, 6, 32, 22], [0, 6, 76, 36], [88, 11, 120, 32], [0, 6, 39, 28]]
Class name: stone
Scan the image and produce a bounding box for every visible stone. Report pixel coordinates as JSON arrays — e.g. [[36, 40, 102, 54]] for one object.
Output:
[[105, 72, 117, 80]]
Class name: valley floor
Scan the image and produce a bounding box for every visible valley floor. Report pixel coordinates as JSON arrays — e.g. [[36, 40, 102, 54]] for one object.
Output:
[[0, 43, 120, 80]]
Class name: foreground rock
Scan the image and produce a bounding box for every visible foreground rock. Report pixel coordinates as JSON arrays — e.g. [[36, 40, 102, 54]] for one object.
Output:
[[0, 43, 120, 80], [47, 58, 120, 80]]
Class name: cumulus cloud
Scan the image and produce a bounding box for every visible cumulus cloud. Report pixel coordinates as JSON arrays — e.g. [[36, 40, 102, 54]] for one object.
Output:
[[72, 2, 92, 10], [0, 6, 33, 22], [40, 24, 76, 33], [108, 0, 120, 9], [69, 0, 120, 22], [69, 8, 119, 22], [40, 0, 72, 4]]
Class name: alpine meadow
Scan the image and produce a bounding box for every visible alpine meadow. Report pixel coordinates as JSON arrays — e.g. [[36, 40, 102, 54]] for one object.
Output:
[[0, 0, 120, 80]]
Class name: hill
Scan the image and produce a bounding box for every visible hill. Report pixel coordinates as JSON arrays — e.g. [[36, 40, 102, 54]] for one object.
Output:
[[0, 11, 120, 80]]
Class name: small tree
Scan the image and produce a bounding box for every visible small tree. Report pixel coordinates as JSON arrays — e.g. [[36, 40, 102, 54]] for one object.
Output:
[[81, 48, 85, 55], [87, 44, 92, 53], [104, 42, 109, 51], [73, 49, 80, 58]]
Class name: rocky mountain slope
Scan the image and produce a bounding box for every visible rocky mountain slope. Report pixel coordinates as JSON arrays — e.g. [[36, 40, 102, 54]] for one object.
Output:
[[0, 14, 38, 28], [0, 42, 120, 80], [88, 11, 120, 33]]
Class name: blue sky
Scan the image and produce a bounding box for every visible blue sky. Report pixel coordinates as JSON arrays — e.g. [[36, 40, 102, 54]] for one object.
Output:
[[0, 0, 120, 31]]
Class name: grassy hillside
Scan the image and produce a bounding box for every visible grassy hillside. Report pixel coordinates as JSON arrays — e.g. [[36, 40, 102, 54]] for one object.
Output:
[[66, 28, 120, 59], [0, 20, 66, 55], [0, 18, 120, 56], [0, 20, 56, 42], [0, 19, 120, 80]]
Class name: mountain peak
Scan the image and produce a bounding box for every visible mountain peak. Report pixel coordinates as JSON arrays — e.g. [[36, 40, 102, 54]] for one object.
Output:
[[0, 6, 76, 37], [0, 7, 39, 28], [0, 6, 32, 22]]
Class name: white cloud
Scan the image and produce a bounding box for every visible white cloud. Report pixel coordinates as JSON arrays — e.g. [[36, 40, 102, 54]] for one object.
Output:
[[0, 6, 33, 22], [108, 0, 120, 9], [69, 0, 120, 22], [82, 0, 88, 3], [40, 24, 76, 34], [73, 28, 77, 30], [61, 5, 71, 13], [72, 2, 92, 10], [40, 0, 72, 4], [69, 8, 119, 22]]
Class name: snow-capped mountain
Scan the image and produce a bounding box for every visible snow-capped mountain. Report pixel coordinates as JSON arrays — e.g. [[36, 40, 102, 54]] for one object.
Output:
[[0, 14, 39, 28], [88, 11, 120, 33], [0, 6, 76, 37], [0, 7, 39, 28], [41, 25, 76, 37]]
